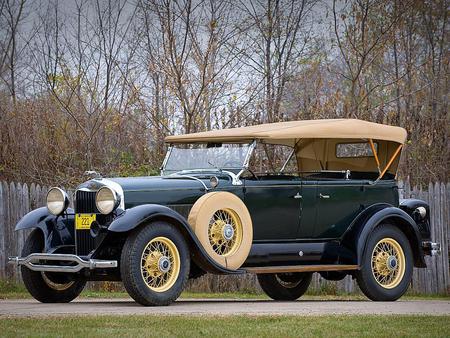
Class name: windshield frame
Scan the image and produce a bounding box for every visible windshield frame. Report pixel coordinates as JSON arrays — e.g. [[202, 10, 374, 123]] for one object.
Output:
[[160, 141, 256, 178]]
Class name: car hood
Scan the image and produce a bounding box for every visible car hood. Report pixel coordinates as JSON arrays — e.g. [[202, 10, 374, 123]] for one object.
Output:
[[76, 174, 232, 208]]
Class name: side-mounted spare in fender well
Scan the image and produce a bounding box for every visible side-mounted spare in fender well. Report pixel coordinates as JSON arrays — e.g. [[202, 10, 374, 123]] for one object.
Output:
[[107, 204, 243, 275]]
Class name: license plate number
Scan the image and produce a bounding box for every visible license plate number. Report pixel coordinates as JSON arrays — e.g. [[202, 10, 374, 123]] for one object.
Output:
[[75, 214, 96, 230]]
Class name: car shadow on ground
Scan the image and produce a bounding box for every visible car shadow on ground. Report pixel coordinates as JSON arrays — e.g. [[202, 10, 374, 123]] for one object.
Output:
[[68, 298, 369, 307]]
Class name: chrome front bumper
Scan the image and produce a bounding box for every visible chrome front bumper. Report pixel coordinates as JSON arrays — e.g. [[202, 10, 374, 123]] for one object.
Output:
[[8, 253, 118, 273]]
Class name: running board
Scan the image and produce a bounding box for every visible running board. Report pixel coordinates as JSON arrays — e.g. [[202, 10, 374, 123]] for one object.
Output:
[[244, 264, 359, 274]]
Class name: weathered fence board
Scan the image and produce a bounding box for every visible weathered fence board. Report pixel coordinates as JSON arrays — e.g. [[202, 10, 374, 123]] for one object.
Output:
[[0, 180, 448, 294]]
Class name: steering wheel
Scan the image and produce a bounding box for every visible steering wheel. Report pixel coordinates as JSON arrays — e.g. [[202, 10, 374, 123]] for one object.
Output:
[[221, 160, 241, 168], [218, 160, 259, 180]]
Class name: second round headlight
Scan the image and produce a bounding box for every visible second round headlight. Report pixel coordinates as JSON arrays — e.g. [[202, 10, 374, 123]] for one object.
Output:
[[95, 186, 119, 214]]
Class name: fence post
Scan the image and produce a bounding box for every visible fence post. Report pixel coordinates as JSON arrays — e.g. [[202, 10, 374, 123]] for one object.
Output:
[[0, 182, 5, 279]]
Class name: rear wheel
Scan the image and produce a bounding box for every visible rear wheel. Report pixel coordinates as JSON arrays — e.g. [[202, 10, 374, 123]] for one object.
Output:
[[121, 221, 190, 306], [356, 224, 413, 301], [257, 272, 312, 300], [21, 229, 86, 303]]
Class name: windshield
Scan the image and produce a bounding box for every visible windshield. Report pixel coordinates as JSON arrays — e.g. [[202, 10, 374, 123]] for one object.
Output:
[[162, 143, 252, 174]]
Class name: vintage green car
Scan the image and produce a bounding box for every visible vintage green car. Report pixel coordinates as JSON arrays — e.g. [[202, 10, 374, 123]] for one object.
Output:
[[9, 119, 440, 305]]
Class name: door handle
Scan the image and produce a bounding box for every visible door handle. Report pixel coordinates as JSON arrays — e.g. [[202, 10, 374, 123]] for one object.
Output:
[[319, 193, 330, 199], [293, 193, 302, 199]]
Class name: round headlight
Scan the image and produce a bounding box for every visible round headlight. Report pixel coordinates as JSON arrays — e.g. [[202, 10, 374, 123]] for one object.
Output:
[[96, 186, 119, 214], [46, 187, 69, 215]]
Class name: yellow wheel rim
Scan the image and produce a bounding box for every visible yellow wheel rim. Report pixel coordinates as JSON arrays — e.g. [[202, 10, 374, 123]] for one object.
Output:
[[140, 237, 180, 292], [41, 272, 74, 291], [41, 247, 74, 291], [208, 209, 243, 257], [371, 238, 406, 289]]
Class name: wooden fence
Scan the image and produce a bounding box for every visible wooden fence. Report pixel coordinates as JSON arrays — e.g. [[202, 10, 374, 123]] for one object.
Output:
[[0, 180, 448, 295]]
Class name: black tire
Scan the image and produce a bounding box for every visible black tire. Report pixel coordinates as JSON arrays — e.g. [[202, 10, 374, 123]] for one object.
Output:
[[320, 271, 347, 281], [356, 224, 413, 301], [120, 221, 190, 306], [21, 229, 86, 303], [257, 272, 312, 300]]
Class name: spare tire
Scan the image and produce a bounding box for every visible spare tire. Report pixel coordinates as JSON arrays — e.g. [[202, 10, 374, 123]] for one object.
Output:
[[188, 192, 253, 270]]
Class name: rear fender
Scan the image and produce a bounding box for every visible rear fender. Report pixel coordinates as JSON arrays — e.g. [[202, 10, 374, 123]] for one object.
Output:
[[107, 204, 242, 275], [342, 204, 425, 268], [399, 199, 431, 241], [15, 207, 75, 252]]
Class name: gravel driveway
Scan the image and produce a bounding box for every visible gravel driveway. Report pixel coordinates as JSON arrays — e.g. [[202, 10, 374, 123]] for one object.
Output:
[[1, 298, 449, 317]]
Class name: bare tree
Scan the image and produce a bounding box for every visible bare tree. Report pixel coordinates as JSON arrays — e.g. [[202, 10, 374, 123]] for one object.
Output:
[[0, 0, 26, 104], [332, 0, 409, 118], [136, 0, 255, 135], [237, 0, 317, 123], [30, 0, 138, 169], [0, 0, 447, 185]]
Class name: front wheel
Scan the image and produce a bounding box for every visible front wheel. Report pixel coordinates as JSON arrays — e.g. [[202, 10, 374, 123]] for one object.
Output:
[[21, 229, 86, 303], [356, 224, 413, 301], [121, 221, 190, 306], [257, 272, 312, 300]]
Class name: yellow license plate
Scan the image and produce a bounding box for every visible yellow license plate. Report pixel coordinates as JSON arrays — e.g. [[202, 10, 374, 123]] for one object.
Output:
[[75, 214, 96, 230]]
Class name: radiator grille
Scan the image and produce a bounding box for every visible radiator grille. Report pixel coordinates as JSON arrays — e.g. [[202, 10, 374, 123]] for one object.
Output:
[[76, 230, 97, 256], [75, 190, 98, 213], [75, 190, 98, 256]]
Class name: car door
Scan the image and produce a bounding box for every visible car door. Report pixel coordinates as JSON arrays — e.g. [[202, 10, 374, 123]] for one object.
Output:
[[313, 179, 366, 238], [297, 178, 317, 238], [243, 177, 302, 240]]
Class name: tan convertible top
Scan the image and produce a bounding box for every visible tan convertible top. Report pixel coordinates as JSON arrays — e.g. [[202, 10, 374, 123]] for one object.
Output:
[[165, 119, 407, 146]]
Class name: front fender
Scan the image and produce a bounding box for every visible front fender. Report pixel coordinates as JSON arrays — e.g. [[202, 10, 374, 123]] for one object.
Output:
[[108, 204, 187, 233], [15, 207, 75, 252], [352, 206, 425, 267], [107, 204, 243, 275]]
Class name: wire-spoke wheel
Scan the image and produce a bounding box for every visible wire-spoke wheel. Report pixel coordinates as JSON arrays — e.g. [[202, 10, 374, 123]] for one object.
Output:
[[21, 229, 86, 303], [208, 209, 243, 257], [141, 237, 181, 292], [356, 224, 413, 301], [41, 272, 75, 291], [121, 222, 190, 306], [371, 238, 406, 289]]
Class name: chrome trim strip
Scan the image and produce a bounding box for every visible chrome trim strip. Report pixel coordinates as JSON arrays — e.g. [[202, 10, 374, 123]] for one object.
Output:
[[165, 174, 209, 191], [245, 185, 301, 189], [8, 253, 117, 273], [121, 188, 207, 192]]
